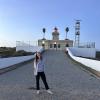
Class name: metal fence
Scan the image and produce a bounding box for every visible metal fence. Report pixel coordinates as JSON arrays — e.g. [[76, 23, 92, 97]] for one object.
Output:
[[0, 41, 38, 47], [16, 41, 38, 47], [73, 42, 95, 48], [0, 41, 16, 47]]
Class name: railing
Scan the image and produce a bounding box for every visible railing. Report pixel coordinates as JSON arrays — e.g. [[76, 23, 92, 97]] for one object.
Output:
[[16, 41, 43, 52], [67, 48, 100, 72], [73, 42, 95, 48], [0, 48, 44, 70], [0, 41, 38, 47], [0, 41, 16, 47], [16, 41, 38, 47]]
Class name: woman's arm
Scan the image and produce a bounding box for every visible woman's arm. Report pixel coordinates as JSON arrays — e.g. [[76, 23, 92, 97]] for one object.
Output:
[[33, 59, 38, 75]]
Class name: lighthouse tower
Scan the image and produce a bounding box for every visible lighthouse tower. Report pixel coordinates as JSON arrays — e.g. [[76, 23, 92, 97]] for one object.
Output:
[[52, 27, 59, 40]]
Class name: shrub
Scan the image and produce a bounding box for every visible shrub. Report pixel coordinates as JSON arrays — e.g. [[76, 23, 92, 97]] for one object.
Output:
[[0, 47, 34, 58]]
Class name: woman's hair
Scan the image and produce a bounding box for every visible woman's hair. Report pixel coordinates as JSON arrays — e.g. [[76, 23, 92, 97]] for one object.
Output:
[[35, 52, 42, 63], [36, 54, 39, 63]]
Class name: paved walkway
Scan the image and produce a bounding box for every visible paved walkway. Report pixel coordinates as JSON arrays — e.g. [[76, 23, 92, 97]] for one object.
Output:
[[0, 50, 100, 100]]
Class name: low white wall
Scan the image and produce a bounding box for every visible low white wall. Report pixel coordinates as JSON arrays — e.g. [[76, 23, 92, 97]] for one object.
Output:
[[16, 45, 43, 52], [0, 55, 35, 69], [68, 47, 96, 58], [67, 48, 100, 72], [0, 48, 43, 69]]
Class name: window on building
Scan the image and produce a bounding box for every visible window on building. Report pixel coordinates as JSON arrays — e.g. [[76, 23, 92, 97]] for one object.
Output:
[[50, 44, 52, 48], [54, 44, 57, 48], [58, 44, 60, 48], [66, 44, 69, 47], [42, 44, 45, 47]]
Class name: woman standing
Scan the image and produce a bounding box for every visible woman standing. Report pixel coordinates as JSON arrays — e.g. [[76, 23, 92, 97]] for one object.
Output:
[[34, 52, 53, 94]]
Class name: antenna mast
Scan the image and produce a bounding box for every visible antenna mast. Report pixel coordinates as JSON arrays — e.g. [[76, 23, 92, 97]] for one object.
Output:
[[75, 20, 81, 47]]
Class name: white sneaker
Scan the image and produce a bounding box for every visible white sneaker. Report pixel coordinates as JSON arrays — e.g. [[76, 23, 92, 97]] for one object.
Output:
[[47, 89, 53, 94], [37, 90, 40, 94]]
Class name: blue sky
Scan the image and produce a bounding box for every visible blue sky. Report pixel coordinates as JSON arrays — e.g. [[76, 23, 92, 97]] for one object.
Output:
[[0, 0, 100, 49]]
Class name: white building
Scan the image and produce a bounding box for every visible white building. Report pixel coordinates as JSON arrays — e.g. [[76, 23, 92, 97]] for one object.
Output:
[[38, 27, 73, 50]]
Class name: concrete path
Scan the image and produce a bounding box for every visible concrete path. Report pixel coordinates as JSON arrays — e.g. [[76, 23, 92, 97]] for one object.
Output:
[[0, 50, 100, 100]]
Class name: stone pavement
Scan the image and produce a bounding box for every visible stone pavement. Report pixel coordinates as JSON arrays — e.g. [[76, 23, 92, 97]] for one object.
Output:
[[0, 50, 100, 100]]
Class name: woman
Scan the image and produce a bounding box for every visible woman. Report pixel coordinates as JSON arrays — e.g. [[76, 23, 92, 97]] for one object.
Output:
[[34, 52, 53, 94]]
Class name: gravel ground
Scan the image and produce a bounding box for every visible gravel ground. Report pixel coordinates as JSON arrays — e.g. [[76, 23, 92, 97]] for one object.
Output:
[[0, 50, 100, 100]]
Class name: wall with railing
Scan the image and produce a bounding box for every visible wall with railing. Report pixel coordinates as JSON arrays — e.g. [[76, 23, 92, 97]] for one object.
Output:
[[67, 48, 100, 72], [0, 48, 43, 69], [0, 40, 16, 47], [68, 47, 96, 58], [16, 41, 43, 52], [73, 42, 95, 48], [0, 55, 35, 69]]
